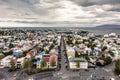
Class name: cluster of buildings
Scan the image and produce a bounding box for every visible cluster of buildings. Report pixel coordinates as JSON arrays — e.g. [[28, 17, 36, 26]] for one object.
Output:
[[0, 31, 39, 68], [65, 32, 120, 70], [0, 30, 61, 70], [35, 34, 61, 69]]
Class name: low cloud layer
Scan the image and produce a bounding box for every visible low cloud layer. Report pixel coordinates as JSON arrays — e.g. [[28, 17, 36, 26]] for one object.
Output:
[[0, 0, 119, 27]]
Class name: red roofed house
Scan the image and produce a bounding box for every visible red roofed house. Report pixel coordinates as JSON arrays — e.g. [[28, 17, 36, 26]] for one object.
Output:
[[42, 54, 50, 68], [27, 51, 34, 58], [49, 54, 58, 68], [80, 47, 85, 52]]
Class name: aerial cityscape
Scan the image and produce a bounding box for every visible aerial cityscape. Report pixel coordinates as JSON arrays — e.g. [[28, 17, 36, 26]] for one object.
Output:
[[0, 0, 120, 80], [0, 27, 120, 80]]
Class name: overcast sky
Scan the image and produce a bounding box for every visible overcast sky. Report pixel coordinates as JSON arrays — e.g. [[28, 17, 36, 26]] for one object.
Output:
[[0, 0, 120, 27]]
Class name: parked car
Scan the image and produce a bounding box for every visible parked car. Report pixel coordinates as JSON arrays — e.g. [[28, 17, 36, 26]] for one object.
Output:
[[88, 63, 96, 68], [96, 61, 105, 67], [8, 68, 17, 72], [85, 69, 89, 71]]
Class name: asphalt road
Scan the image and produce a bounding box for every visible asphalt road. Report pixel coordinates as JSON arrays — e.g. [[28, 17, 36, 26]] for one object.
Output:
[[0, 68, 18, 80], [0, 70, 8, 80]]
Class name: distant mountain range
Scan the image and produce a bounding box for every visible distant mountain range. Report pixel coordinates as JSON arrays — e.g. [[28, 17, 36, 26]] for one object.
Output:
[[96, 24, 120, 28]]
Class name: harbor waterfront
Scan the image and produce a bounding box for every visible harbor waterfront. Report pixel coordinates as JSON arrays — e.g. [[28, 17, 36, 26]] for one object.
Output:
[[0, 27, 120, 80]]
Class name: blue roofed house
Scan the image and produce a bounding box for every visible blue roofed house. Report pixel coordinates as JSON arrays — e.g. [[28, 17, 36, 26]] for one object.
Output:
[[35, 51, 45, 59], [36, 60, 41, 68], [13, 50, 23, 58]]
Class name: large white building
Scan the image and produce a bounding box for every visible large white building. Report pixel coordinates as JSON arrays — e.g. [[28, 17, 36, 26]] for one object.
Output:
[[69, 58, 88, 69]]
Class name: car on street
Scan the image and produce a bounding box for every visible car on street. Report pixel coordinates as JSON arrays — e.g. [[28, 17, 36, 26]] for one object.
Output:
[[88, 63, 96, 68]]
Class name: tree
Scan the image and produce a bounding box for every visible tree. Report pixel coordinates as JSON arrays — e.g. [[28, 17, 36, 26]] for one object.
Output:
[[76, 61, 80, 68], [100, 55, 105, 60], [41, 48, 44, 52], [75, 40, 80, 44], [50, 60, 56, 67], [9, 43, 14, 49], [10, 60, 16, 70], [9, 50, 13, 56], [85, 55, 90, 61], [3, 50, 13, 56], [53, 40, 56, 44], [45, 50, 49, 54], [22, 58, 28, 68], [4, 38, 8, 42], [49, 44, 55, 50], [22, 58, 31, 69], [40, 60, 47, 68], [102, 46, 107, 51], [0, 53, 5, 60], [31, 58, 37, 68], [75, 51, 79, 57], [115, 59, 120, 75], [20, 51, 28, 57], [87, 41, 96, 50], [104, 56, 112, 65], [67, 40, 73, 45]]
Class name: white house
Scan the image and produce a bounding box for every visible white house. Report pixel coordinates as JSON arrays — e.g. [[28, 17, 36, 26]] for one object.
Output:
[[67, 47, 75, 58], [16, 57, 25, 68], [0, 55, 13, 68]]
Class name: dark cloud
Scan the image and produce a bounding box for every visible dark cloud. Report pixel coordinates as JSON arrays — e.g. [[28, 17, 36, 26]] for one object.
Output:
[[0, 0, 49, 16], [71, 0, 120, 6], [70, 0, 95, 6], [70, 0, 120, 12], [22, 0, 40, 4], [108, 7, 120, 12]]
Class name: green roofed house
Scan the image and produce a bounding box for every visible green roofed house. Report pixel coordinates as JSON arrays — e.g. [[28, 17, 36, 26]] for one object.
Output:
[[110, 50, 119, 60], [111, 50, 118, 54]]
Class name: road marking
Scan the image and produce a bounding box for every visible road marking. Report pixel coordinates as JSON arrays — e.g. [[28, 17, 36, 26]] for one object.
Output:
[[103, 68, 112, 72]]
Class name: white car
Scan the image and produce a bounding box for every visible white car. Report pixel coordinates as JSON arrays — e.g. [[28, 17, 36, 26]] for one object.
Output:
[[110, 78, 115, 80]]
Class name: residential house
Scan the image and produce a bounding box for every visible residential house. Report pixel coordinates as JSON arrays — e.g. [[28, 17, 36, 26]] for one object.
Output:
[[13, 49, 23, 58], [26, 51, 34, 58], [36, 60, 42, 68], [49, 54, 58, 68], [35, 51, 45, 59], [0, 55, 13, 68], [43, 54, 50, 68], [67, 47, 75, 58]]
